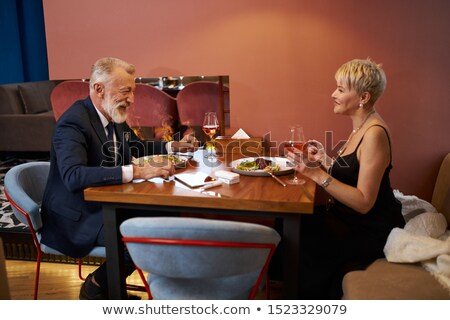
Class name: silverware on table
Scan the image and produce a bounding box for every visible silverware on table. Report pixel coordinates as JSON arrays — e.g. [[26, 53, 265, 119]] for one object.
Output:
[[267, 171, 287, 187]]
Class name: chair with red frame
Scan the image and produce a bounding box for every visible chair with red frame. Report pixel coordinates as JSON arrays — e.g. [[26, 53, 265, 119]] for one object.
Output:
[[4, 161, 143, 299], [50, 80, 90, 121], [120, 217, 281, 300]]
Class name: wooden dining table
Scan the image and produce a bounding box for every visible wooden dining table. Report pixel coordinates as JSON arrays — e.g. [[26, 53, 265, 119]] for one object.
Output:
[[84, 150, 315, 299]]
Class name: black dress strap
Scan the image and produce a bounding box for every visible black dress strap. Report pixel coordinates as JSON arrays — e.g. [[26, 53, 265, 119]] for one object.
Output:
[[353, 124, 393, 164]]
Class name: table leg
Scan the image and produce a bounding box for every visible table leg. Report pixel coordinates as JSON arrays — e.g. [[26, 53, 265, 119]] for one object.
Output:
[[103, 204, 128, 299], [282, 216, 301, 298]]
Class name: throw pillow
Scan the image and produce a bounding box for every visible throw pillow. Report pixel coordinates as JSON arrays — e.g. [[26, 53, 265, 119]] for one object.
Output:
[[393, 189, 437, 222], [18, 82, 55, 114], [404, 211, 448, 238]]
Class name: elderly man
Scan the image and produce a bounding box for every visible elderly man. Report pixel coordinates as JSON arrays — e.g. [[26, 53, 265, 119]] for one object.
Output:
[[41, 57, 197, 299]]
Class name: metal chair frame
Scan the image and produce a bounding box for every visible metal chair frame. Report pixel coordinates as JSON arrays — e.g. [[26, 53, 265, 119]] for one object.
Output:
[[4, 189, 110, 299], [4, 163, 144, 299]]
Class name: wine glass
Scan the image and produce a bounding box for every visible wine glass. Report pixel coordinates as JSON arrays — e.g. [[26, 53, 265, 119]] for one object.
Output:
[[202, 112, 220, 160], [286, 125, 306, 185], [179, 76, 184, 89]]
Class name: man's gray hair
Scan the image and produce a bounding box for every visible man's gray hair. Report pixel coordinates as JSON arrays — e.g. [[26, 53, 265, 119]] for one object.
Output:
[[89, 57, 135, 88]]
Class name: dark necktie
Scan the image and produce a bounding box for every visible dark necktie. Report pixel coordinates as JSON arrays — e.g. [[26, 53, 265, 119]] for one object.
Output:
[[106, 122, 116, 165], [106, 122, 114, 141]]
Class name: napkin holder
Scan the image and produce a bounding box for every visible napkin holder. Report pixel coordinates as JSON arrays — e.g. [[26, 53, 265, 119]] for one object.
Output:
[[214, 170, 240, 185], [215, 136, 263, 157]]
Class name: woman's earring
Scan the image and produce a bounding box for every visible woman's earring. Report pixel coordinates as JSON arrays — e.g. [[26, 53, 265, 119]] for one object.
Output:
[[359, 103, 364, 108]]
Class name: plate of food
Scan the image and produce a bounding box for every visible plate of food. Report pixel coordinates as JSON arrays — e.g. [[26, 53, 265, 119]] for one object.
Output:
[[133, 154, 189, 169], [230, 157, 294, 176]]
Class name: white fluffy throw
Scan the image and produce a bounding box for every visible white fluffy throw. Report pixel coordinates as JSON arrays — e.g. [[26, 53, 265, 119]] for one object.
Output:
[[384, 228, 450, 292], [385, 190, 450, 292]]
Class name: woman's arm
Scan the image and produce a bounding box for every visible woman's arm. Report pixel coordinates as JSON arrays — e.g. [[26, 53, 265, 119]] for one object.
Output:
[[297, 126, 391, 214]]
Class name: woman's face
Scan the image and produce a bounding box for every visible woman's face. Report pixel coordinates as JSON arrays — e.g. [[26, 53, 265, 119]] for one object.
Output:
[[331, 79, 360, 115]]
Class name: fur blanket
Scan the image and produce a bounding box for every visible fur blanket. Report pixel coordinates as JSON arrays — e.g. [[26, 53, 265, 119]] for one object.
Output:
[[385, 190, 450, 293]]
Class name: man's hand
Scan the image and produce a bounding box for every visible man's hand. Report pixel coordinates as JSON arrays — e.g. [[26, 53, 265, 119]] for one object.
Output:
[[132, 161, 175, 180], [171, 134, 200, 153]]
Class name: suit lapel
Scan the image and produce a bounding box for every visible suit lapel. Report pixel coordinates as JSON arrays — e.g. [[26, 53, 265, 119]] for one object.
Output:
[[82, 98, 116, 166], [84, 98, 108, 145], [83, 98, 133, 166]]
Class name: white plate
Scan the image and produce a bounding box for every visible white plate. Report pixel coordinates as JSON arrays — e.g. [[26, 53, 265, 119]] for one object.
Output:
[[133, 155, 189, 169], [230, 157, 294, 176]]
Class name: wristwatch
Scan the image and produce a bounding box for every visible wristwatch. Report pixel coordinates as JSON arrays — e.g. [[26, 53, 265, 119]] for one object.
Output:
[[321, 176, 333, 188]]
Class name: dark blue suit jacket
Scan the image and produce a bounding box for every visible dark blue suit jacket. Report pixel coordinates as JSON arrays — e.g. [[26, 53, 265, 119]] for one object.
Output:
[[41, 97, 167, 258]]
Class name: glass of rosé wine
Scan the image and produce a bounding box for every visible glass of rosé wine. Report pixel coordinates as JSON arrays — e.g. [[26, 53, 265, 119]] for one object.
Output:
[[285, 125, 306, 185], [202, 112, 220, 160]]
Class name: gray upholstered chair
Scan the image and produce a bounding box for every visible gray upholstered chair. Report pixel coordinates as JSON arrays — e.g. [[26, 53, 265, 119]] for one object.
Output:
[[4, 161, 106, 299], [120, 217, 281, 299]]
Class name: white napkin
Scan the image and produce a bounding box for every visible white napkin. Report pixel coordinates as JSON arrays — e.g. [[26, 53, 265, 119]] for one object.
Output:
[[231, 128, 250, 139]]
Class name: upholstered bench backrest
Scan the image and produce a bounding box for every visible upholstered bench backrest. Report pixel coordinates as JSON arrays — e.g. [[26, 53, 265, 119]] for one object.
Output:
[[0, 80, 60, 115], [431, 153, 450, 226]]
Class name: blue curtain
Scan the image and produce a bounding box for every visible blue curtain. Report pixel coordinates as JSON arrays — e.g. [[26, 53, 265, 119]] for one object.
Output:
[[0, 0, 49, 84]]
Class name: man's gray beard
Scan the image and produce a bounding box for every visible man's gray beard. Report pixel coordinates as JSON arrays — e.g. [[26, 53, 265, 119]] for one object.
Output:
[[105, 101, 128, 123]]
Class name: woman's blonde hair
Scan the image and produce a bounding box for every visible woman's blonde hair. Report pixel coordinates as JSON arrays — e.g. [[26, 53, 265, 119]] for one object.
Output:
[[335, 58, 386, 104]]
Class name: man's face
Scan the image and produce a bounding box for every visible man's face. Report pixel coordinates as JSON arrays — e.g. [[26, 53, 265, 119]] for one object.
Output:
[[103, 68, 135, 123]]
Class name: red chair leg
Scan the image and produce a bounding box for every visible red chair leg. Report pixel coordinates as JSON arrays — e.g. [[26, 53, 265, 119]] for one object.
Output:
[[33, 250, 42, 300], [135, 267, 152, 299], [78, 258, 86, 281]]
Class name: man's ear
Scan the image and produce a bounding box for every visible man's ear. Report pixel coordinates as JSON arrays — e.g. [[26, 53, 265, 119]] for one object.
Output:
[[93, 83, 104, 98]]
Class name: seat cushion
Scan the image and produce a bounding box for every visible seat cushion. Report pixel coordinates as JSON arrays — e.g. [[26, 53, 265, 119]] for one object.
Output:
[[148, 270, 259, 300], [342, 258, 450, 299]]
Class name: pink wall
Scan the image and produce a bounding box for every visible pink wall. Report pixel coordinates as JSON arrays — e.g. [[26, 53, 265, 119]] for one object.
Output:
[[43, 0, 450, 201]]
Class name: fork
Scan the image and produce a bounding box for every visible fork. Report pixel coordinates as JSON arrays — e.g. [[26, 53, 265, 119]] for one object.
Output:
[[267, 170, 287, 187]]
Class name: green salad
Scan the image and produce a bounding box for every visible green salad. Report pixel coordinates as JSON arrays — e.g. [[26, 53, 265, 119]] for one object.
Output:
[[141, 155, 186, 166]]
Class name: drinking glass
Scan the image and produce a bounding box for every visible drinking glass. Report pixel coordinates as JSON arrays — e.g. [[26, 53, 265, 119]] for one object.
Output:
[[179, 76, 184, 89], [286, 125, 306, 185], [202, 112, 220, 160]]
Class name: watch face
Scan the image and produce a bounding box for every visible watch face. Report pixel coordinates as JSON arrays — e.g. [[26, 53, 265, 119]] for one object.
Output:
[[322, 176, 333, 188]]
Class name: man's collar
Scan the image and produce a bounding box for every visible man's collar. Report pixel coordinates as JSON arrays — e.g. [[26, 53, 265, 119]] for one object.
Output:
[[93, 103, 110, 128]]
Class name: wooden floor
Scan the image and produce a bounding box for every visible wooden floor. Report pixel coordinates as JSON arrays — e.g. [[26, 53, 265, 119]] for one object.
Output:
[[4, 259, 148, 300], [4, 259, 281, 300]]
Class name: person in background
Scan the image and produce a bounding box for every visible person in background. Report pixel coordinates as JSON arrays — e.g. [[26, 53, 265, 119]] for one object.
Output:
[[40, 57, 197, 299], [289, 58, 404, 299]]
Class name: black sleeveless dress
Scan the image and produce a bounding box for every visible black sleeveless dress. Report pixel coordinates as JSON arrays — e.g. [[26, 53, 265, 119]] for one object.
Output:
[[298, 125, 404, 299]]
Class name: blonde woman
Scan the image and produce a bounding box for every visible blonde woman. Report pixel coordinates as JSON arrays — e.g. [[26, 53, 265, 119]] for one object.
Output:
[[291, 59, 404, 299]]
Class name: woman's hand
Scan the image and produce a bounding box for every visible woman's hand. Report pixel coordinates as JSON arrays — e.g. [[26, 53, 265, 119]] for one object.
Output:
[[286, 141, 328, 182], [304, 140, 326, 164], [293, 154, 325, 182]]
